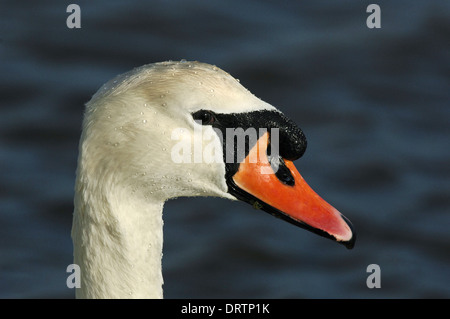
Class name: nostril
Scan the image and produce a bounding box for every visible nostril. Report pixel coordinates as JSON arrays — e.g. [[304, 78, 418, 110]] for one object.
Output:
[[276, 162, 295, 186], [268, 153, 295, 186]]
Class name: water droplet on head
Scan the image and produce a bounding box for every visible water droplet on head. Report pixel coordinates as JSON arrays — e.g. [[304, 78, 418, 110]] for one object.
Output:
[[140, 111, 144, 115], [142, 119, 147, 124]]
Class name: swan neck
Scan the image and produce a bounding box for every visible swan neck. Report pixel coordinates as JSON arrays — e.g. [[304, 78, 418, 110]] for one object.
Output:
[[72, 179, 164, 299]]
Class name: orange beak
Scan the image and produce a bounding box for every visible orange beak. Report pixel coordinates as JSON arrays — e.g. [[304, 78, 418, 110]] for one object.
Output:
[[229, 132, 355, 248]]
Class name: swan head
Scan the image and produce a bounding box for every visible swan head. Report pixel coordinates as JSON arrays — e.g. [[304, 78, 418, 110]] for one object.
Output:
[[79, 61, 355, 248]]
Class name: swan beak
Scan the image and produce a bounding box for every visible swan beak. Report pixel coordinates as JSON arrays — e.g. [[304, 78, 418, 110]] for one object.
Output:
[[228, 132, 355, 249]]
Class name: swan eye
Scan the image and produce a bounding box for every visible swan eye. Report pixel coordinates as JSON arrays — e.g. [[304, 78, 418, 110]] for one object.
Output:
[[192, 110, 215, 125]]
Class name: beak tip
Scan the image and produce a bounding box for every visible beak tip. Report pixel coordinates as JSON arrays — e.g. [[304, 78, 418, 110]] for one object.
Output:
[[342, 234, 356, 249], [338, 215, 356, 249]]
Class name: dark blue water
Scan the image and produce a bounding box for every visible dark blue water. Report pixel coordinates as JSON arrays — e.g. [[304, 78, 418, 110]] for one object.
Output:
[[1, 0, 449, 298]]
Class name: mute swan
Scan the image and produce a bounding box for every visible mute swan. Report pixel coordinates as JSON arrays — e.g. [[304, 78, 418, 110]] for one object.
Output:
[[72, 61, 355, 299]]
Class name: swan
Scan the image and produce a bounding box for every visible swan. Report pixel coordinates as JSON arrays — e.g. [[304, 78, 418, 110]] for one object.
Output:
[[72, 60, 355, 299]]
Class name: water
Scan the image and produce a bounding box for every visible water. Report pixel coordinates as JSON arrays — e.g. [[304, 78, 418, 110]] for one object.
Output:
[[1, 0, 449, 298]]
